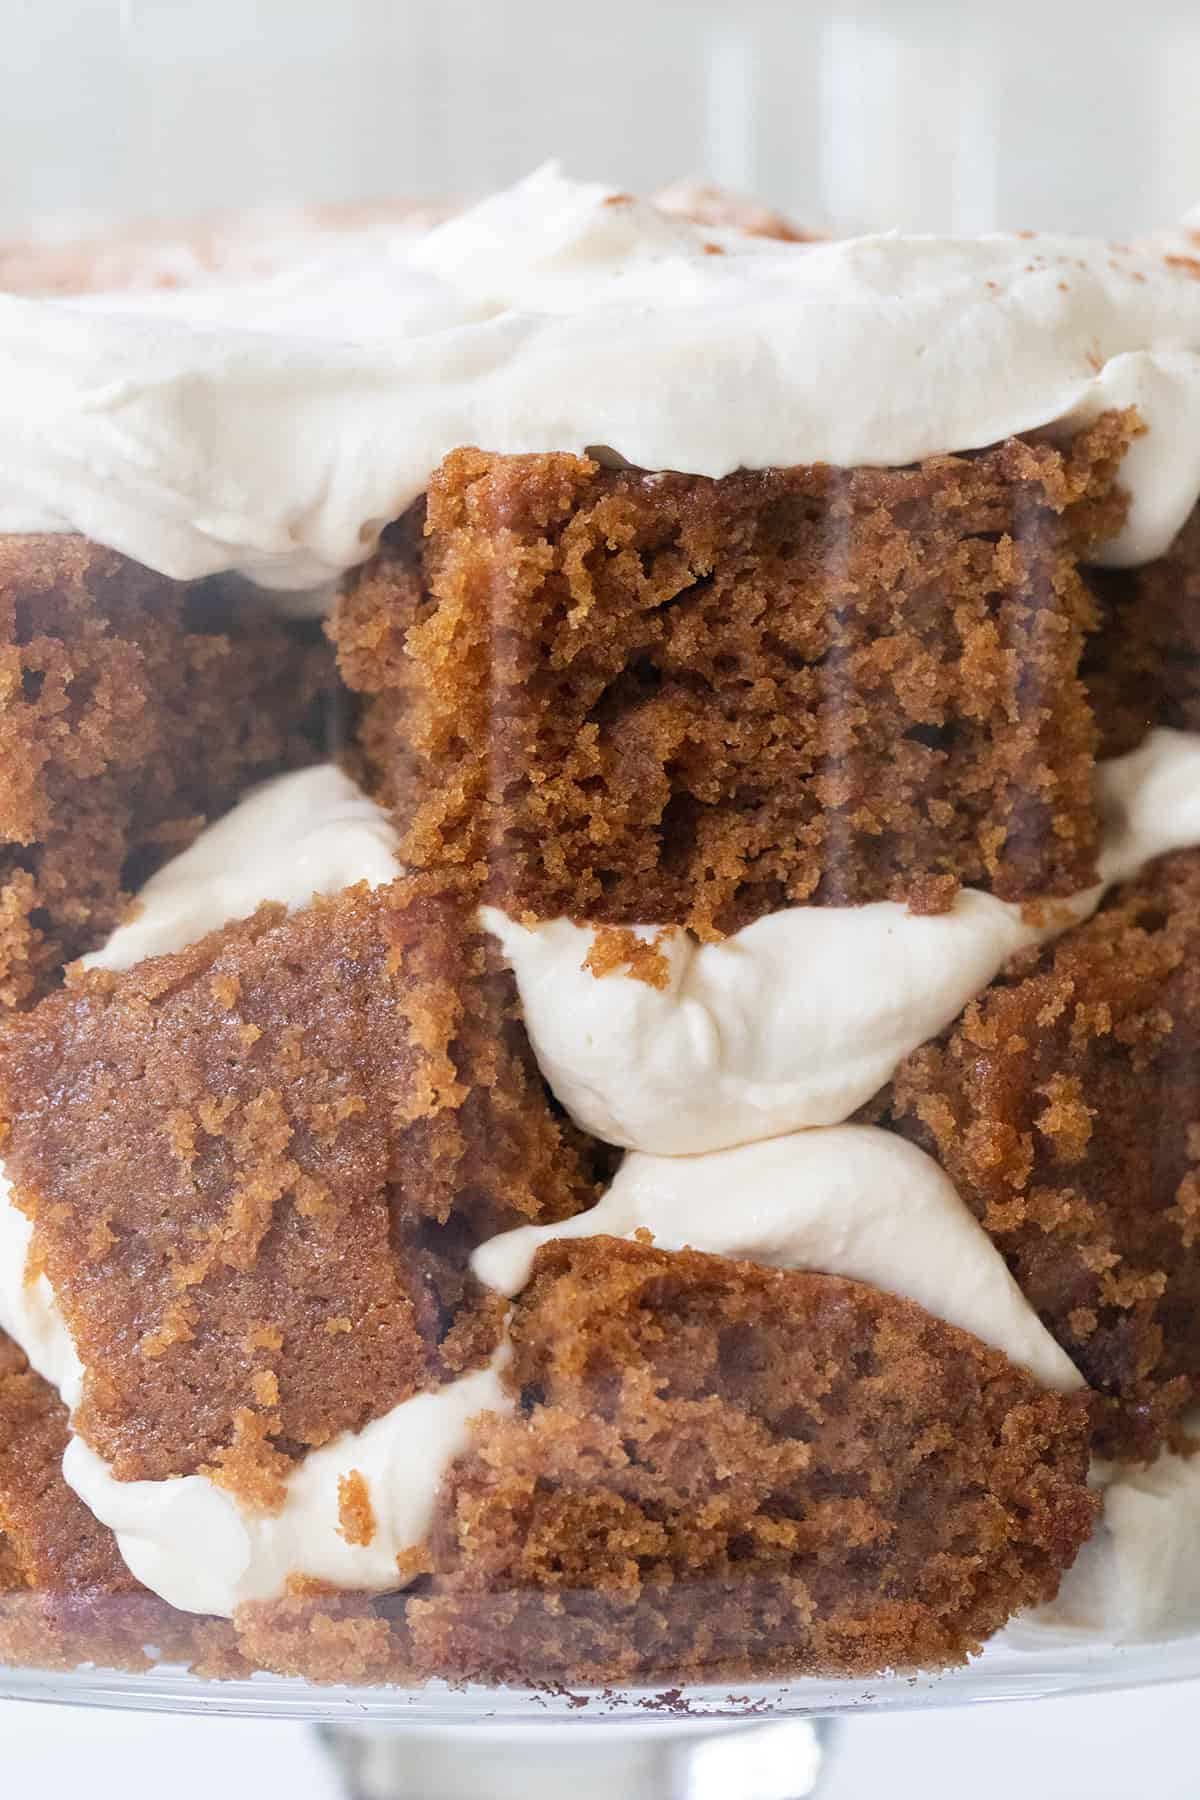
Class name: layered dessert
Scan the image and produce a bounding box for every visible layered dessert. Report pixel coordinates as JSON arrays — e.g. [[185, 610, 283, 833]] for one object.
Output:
[[2, 167, 1200, 1689]]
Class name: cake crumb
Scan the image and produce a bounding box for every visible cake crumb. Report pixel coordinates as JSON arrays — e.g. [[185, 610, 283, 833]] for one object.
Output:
[[337, 1470, 377, 1547]]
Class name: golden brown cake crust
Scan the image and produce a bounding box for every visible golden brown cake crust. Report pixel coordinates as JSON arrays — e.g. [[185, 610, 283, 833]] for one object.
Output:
[[881, 847, 1200, 1462], [333, 417, 1132, 937], [0, 880, 598, 1499], [0, 534, 331, 1012], [408, 1238, 1097, 1687]]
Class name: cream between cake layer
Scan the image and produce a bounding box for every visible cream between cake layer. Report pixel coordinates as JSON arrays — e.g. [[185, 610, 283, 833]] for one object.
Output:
[[0, 1125, 1078, 1616], [486, 728, 1200, 1156], [1, 166, 1200, 585], [80, 761, 402, 974], [61, 1353, 510, 1617], [471, 1127, 1082, 1394], [1004, 1423, 1200, 1646], [0, 736, 1195, 1622], [0, 759, 1079, 1617], [0, 763, 521, 1616]]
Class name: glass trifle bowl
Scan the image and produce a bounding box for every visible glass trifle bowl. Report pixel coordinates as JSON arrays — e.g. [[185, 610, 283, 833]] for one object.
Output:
[[3, 3, 1200, 1795]]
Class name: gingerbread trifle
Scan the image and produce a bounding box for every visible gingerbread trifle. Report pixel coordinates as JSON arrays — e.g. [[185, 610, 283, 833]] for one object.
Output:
[[2, 167, 1200, 1689]]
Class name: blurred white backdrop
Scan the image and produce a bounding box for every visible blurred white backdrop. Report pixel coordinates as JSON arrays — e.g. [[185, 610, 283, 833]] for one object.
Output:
[[1, 0, 1198, 238]]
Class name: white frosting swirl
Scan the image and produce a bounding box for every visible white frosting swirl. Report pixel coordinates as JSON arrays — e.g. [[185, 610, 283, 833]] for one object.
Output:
[[471, 1127, 1082, 1394], [487, 729, 1200, 1156], [2, 166, 1200, 586]]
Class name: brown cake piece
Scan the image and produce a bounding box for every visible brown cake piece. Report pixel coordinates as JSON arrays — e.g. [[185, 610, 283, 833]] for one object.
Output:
[[881, 848, 1200, 1462], [0, 1329, 242, 1673], [0, 534, 332, 1012], [0, 184, 800, 302], [0, 879, 598, 1503], [1085, 503, 1200, 755], [332, 415, 1133, 937], [408, 1238, 1097, 1686], [232, 1590, 411, 1685]]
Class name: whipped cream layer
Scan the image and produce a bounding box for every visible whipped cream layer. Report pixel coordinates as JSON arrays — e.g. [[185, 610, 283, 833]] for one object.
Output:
[[487, 728, 1200, 1156], [82, 762, 401, 973], [1, 763, 399, 1381], [62, 1353, 510, 1617], [1006, 1427, 1200, 1646], [471, 1127, 1082, 1394], [2, 165, 1200, 585]]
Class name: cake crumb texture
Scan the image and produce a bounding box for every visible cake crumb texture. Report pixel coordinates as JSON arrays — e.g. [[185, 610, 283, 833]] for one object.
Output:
[[883, 847, 1200, 1461], [0, 880, 598, 1499], [338, 1470, 377, 1547], [408, 1238, 1097, 1685], [0, 534, 332, 1011], [0, 1330, 245, 1674], [333, 418, 1133, 936]]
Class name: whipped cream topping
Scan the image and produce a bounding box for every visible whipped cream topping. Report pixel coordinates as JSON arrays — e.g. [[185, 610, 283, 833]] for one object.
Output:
[[62, 1352, 511, 1618], [486, 729, 1200, 1156], [1, 166, 1200, 586], [471, 1127, 1082, 1394], [1007, 1427, 1200, 1646], [83, 762, 400, 973]]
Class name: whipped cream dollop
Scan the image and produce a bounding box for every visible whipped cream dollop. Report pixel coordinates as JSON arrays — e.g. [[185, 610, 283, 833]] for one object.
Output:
[[83, 762, 400, 973], [486, 729, 1200, 1156], [1007, 1427, 1200, 1646], [62, 1352, 511, 1618], [2, 165, 1200, 585], [471, 1126, 1082, 1394]]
